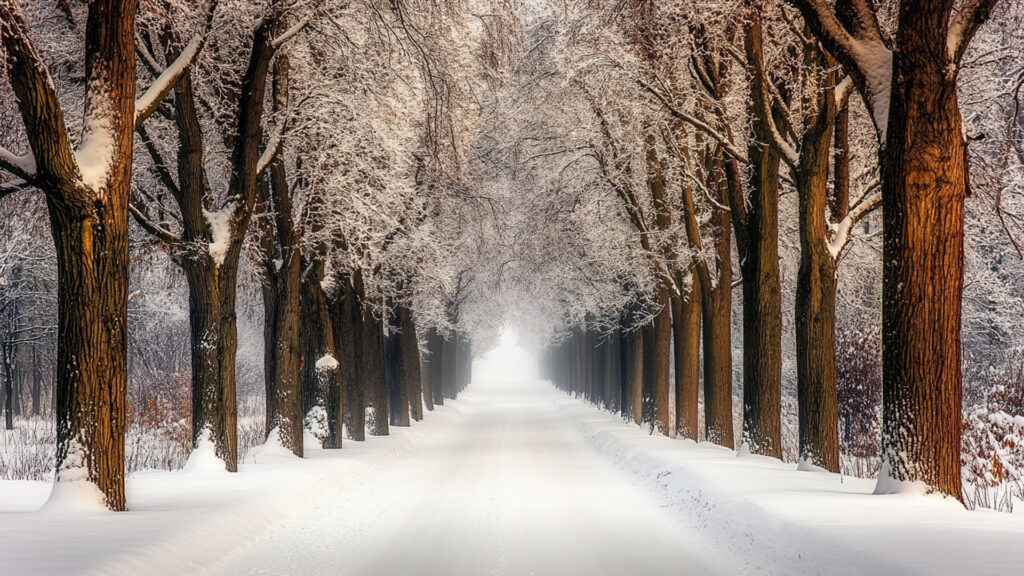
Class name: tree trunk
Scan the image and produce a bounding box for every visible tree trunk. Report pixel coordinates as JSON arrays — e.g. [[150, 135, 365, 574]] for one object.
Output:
[[301, 271, 343, 448], [3, 338, 13, 430], [31, 346, 42, 417], [363, 306, 389, 436], [672, 281, 701, 440], [384, 308, 410, 427], [329, 274, 365, 441], [652, 285, 673, 435], [737, 141, 783, 458], [878, 7, 968, 498], [641, 322, 655, 425], [400, 307, 424, 421], [627, 326, 644, 425], [427, 328, 445, 407], [700, 178, 734, 448], [183, 258, 237, 467]]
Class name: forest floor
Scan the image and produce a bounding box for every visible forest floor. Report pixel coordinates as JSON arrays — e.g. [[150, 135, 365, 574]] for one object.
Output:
[[2, 378, 1024, 575]]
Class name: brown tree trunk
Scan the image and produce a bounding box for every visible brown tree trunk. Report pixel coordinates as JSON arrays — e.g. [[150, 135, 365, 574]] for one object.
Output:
[[400, 307, 424, 421], [652, 285, 673, 435], [672, 281, 701, 440], [364, 306, 389, 436], [699, 180, 734, 448], [384, 307, 410, 427], [792, 52, 842, 472], [301, 271, 343, 448], [878, 6, 968, 498], [329, 273, 366, 441]]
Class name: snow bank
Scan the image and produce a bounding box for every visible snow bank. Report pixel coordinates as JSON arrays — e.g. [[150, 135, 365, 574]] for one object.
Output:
[[555, 385, 1024, 576], [0, 403, 464, 575]]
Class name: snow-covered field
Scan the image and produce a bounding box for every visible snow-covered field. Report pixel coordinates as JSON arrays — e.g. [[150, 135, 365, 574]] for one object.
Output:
[[2, 378, 1023, 575]]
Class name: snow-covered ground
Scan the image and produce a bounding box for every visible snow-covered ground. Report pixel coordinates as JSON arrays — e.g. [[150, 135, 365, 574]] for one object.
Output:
[[2, 377, 1024, 575]]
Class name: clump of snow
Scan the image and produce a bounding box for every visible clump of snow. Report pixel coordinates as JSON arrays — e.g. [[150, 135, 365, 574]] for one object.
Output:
[[248, 427, 298, 463], [304, 406, 329, 447], [203, 206, 235, 267], [315, 354, 339, 372], [181, 429, 227, 474], [872, 454, 931, 497], [797, 456, 829, 473], [41, 440, 108, 513]]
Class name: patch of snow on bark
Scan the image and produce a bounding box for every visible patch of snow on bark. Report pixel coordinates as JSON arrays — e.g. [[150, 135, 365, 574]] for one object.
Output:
[[203, 206, 235, 266], [42, 440, 108, 512], [75, 85, 117, 192], [315, 354, 339, 372]]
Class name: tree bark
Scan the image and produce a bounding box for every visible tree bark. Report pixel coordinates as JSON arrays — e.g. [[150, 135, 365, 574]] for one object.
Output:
[[672, 280, 701, 440], [384, 307, 411, 427], [363, 306, 389, 436], [0, 0, 139, 509], [878, 3, 969, 498], [400, 306, 424, 421]]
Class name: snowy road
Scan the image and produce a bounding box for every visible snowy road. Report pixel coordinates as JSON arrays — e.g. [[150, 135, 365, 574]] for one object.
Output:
[[214, 379, 725, 576]]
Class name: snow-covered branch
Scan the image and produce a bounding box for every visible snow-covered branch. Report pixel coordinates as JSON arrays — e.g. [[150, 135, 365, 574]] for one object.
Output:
[[0, 146, 37, 182], [135, 34, 205, 129], [256, 121, 286, 176], [271, 17, 310, 48], [947, 0, 1001, 66], [828, 187, 881, 259]]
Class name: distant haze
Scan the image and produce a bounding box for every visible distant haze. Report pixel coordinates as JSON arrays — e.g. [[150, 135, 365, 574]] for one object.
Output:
[[472, 328, 539, 384]]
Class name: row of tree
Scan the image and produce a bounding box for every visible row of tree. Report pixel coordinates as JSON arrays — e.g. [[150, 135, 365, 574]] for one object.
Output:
[[480, 0, 1021, 505], [0, 0, 493, 510]]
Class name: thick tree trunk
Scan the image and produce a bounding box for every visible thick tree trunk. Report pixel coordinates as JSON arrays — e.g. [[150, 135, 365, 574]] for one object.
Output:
[[384, 308, 411, 427], [641, 322, 655, 424], [794, 61, 841, 472], [426, 328, 445, 407], [737, 146, 783, 458], [400, 307, 424, 421], [183, 258, 237, 467], [301, 272, 343, 448], [329, 275, 366, 441], [878, 8, 967, 499], [363, 307, 389, 436], [672, 281, 701, 440], [626, 326, 644, 425], [652, 286, 673, 435], [700, 179, 734, 448]]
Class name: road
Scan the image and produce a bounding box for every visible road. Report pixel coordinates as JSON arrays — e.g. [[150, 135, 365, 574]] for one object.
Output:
[[214, 379, 723, 576]]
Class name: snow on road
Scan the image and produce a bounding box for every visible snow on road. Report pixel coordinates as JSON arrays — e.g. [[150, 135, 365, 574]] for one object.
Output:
[[5, 375, 1024, 575], [213, 379, 727, 576]]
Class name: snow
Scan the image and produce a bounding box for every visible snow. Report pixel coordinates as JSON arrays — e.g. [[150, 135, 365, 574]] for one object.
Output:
[[42, 440, 108, 513], [75, 89, 117, 191], [134, 34, 203, 126], [3, 378, 1024, 575], [181, 429, 227, 474], [0, 146, 36, 177], [315, 353, 339, 371], [203, 206, 235, 266], [849, 40, 893, 141]]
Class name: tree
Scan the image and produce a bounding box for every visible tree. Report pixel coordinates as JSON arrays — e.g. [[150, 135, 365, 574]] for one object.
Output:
[[790, 0, 1001, 499]]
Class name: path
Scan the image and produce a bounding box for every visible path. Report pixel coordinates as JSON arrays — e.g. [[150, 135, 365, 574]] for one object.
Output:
[[214, 379, 724, 575]]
